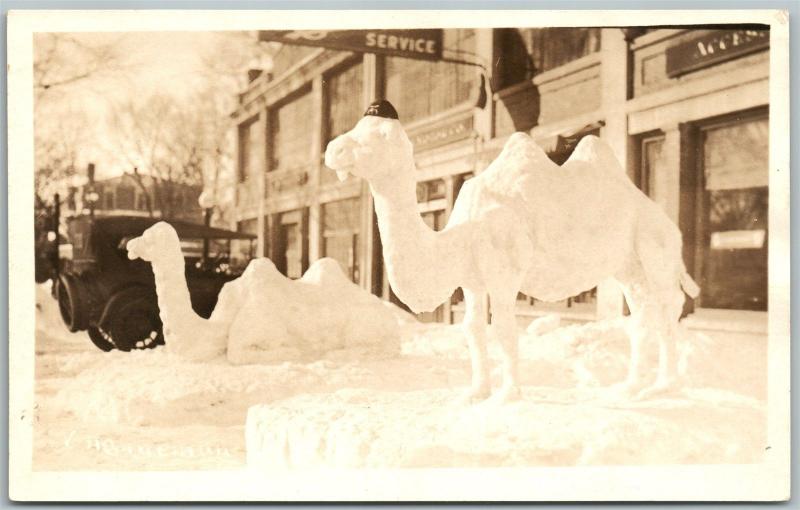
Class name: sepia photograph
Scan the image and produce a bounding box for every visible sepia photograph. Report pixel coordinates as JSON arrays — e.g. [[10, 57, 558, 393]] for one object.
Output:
[[7, 8, 791, 501]]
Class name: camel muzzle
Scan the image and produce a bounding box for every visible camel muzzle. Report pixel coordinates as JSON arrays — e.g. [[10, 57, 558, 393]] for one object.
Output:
[[324, 134, 357, 181], [126, 237, 144, 260]]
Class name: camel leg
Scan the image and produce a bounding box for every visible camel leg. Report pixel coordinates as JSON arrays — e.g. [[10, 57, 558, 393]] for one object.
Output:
[[460, 288, 491, 403], [637, 287, 685, 399], [615, 267, 650, 396], [488, 290, 521, 403], [634, 224, 688, 398]]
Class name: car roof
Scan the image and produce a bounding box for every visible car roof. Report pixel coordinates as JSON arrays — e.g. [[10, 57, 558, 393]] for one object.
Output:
[[70, 215, 257, 240]]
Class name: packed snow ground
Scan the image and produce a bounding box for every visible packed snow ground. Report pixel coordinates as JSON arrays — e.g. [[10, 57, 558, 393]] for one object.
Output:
[[33, 284, 766, 471]]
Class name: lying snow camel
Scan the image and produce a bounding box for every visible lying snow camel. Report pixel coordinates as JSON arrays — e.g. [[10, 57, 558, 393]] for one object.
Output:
[[325, 99, 700, 402], [126, 222, 405, 364]]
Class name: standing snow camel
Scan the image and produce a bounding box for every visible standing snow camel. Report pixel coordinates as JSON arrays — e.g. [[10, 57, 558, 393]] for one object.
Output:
[[325, 99, 700, 403], [126, 222, 407, 364]]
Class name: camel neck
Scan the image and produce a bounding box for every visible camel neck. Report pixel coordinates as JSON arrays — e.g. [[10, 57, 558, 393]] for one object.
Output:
[[370, 174, 435, 249], [368, 173, 458, 313], [149, 249, 195, 328]]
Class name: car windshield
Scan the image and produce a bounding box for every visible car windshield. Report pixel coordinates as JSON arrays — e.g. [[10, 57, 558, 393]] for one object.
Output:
[[118, 236, 255, 274]]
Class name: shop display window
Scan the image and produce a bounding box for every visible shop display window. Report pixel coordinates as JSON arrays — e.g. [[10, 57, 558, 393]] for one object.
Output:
[[494, 28, 602, 90], [384, 29, 476, 124], [696, 116, 768, 311], [269, 89, 313, 173], [237, 116, 260, 183], [322, 60, 364, 184], [322, 198, 361, 283], [640, 135, 666, 195]]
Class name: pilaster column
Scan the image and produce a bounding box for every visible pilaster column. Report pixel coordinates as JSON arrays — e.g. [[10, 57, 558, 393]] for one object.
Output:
[[656, 123, 682, 224], [361, 53, 380, 292], [595, 28, 631, 320], [442, 175, 456, 323], [473, 28, 495, 141], [256, 111, 267, 257], [308, 75, 324, 263]]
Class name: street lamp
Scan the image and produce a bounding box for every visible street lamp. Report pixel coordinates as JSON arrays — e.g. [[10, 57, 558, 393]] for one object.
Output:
[[85, 163, 98, 219]]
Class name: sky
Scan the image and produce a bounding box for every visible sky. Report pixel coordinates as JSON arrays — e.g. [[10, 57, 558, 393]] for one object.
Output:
[[35, 31, 263, 179]]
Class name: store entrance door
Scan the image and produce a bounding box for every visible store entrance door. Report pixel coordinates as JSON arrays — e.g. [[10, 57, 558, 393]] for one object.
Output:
[[274, 210, 307, 279]]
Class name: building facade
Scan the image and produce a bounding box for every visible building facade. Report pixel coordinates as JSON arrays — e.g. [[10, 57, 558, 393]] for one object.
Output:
[[230, 27, 770, 344], [62, 172, 204, 223]]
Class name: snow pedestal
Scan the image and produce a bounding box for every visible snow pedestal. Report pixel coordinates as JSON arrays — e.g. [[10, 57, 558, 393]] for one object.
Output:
[[246, 386, 766, 470]]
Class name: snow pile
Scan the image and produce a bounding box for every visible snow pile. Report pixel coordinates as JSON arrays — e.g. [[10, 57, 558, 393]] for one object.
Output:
[[51, 348, 399, 425], [244, 317, 764, 468], [43, 267, 764, 470], [246, 386, 764, 469], [52, 314, 750, 430], [35, 282, 88, 353], [402, 317, 714, 390]]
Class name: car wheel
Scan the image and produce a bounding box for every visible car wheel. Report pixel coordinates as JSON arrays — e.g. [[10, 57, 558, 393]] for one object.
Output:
[[101, 299, 164, 352], [56, 274, 88, 332], [86, 327, 115, 352]]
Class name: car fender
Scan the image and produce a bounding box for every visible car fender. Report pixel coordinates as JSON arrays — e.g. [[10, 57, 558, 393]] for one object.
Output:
[[97, 285, 158, 331]]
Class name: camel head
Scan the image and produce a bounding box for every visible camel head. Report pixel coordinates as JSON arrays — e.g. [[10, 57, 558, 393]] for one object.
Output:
[[324, 99, 414, 185], [126, 221, 180, 262]]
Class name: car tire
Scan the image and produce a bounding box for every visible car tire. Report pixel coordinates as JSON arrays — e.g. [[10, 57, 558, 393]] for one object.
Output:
[[56, 274, 88, 332], [100, 298, 164, 352], [87, 327, 115, 352]]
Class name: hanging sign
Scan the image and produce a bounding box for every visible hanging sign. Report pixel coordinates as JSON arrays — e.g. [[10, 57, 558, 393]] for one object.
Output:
[[258, 29, 444, 61], [666, 28, 769, 78]]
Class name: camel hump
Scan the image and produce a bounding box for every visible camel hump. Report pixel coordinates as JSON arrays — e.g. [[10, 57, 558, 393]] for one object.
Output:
[[301, 257, 351, 286], [568, 135, 625, 176], [497, 132, 551, 170], [504, 132, 547, 156], [243, 258, 284, 285]]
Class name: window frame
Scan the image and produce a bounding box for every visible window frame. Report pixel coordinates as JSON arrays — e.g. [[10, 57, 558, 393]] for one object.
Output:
[[237, 114, 259, 184], [690, 108, 769, 312], [322, 56, 364, 147], [638, 132, 667, 195], [267, 85, 314, 174], [321, 197, 362, 282], [381, 28, 478, 126]]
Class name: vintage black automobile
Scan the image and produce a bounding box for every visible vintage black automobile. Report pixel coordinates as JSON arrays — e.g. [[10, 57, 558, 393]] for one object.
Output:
[[51, 215, 256, 352]]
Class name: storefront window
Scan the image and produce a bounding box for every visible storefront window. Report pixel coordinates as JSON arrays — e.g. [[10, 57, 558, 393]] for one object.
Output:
[[322, 198, 361, 282], [269, 89, 313, 173], [322, 61, 364, 184], [238, 116, 260, 183], [421, 209, 446, 232], [233, 218, 258, 270], [276, 216, 304, 279], [416, 179, 446, 203], [384, 29, 476, 124], [495, 28, 602, 89], [416, 179, 448, 322], [640, 135, 666, 195], [283, 223, 302, 278], [697, 116, 768, 311]]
